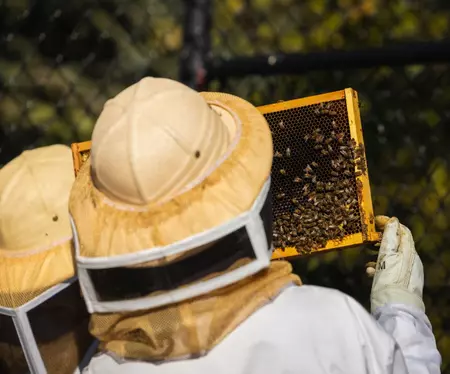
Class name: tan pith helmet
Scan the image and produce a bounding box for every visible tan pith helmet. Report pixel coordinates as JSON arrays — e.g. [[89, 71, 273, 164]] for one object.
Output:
[[0, 145, 76, 308], [69, 77, 273, 261]]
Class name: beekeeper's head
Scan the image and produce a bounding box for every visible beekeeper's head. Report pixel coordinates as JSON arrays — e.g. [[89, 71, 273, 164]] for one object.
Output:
[[69, 77, 274, 314], [0, 145, 93, 374]]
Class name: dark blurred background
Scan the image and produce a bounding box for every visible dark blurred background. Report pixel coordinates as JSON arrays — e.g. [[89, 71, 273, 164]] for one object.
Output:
[[1, 0, 449, 370]]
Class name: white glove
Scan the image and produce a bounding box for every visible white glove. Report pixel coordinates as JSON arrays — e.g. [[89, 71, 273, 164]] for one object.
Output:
[[367, 215, 425, 314]]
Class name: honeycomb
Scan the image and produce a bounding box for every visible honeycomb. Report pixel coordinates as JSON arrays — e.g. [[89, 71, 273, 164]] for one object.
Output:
[[71, 89, 379, 260], [259, 88, 379, 259]]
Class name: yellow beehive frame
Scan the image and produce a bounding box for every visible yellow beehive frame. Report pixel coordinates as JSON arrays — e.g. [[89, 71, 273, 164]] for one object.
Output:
[[71, 140, 92, 177], [259, 88, 380, 260], [71, 88, 380, 261]]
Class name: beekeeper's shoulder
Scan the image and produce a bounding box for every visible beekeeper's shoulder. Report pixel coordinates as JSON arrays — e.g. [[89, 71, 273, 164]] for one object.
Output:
[[274, 284, 366, 317]]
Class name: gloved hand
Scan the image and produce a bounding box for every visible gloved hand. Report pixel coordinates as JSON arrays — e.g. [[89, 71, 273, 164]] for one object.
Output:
[[366, 215, 425, 314]]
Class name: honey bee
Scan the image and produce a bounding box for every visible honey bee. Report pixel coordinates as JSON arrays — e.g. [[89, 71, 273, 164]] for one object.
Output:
[[334, 214, 344, 222], [325, 137, 333, 145], [321, 149, 328, 155], [339, 149, 349, 157], [314, 109, 321, 116], [314, 145, 323, 150], [330, 170, 339, 177], [329, 110, 337, 116], [312, 175, 317, 183], [316, 134, 325, 143], [293, 176, 302, 183], [286, 148, 291, 157], [280, 169, 287, 175], [304, 134, 311, 141], [343, 170, 352, 177], [304, 164, 313, 173], [292, 198, 299, 205], [311, 161, 319, 168], [274, 151, 283, 158], [355, 170, 362, 177], [276, 193, 285, 199], [336, 133, 345, 143], [279, 121, 285, 129], [331, 120, 338, 129], [328, 144, 333, 152]]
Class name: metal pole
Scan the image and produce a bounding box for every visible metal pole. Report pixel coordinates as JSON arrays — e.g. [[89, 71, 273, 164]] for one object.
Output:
[[209, 40, 450, 78], [179, 0, 212, 90]]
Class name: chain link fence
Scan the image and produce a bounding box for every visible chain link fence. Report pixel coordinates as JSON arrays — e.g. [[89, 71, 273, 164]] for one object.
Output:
[[1, 0, 449, 371]]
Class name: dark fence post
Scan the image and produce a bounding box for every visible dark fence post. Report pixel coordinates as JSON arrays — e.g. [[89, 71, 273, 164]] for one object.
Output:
[[179, 0, 212, 90]]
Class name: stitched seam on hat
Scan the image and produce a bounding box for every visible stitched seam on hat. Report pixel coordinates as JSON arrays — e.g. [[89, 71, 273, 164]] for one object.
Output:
[[97, 99, 243, 212], [0, 236, 72, 258]]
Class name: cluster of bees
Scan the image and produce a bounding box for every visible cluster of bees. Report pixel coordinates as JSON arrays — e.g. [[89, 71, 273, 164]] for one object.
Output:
[[272, 102, 366, 253]]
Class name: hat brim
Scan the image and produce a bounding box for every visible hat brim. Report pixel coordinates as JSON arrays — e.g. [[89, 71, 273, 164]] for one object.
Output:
[[69, 92, 273, 261], [0, 241, 75, 308]]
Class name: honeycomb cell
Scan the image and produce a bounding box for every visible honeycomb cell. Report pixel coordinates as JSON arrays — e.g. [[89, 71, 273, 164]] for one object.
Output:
[[264, 99, 366, 254]]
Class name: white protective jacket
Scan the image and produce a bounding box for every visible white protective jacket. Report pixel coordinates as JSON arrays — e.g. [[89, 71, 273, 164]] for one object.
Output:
[[83, 284, 441, 374]]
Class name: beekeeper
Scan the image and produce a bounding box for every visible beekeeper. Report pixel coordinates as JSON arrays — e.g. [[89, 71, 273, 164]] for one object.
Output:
[[0, 145, 95, 374], [69, 77, 441, 374]]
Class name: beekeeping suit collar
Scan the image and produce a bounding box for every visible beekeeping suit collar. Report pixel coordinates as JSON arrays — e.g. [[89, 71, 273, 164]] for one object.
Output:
[[69, 77, 302, 361], [0, 145, 94, 374]]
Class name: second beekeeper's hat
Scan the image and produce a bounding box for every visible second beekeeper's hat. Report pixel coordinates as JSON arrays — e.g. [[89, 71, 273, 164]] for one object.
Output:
[[69, 77, 274, 314], [0, 144, 75, 308]]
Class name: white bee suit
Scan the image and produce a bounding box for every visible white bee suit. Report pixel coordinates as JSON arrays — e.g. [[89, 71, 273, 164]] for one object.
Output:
[[83, 284, 439, 374]]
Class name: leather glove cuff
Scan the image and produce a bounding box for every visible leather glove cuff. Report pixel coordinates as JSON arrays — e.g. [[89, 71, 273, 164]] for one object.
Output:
[[371, 286, 425, 314]]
